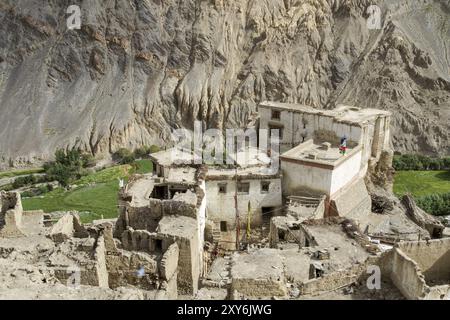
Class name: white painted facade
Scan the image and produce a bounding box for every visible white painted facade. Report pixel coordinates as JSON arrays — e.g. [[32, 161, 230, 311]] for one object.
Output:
[[259, 102, 391, 166], [205, 177, 282, 229], [329, 148, 363, 195]]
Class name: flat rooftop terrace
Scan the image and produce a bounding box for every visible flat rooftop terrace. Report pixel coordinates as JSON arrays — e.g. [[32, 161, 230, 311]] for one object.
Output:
[[259, 101, 391, 125], [281, 139, 361, 168]]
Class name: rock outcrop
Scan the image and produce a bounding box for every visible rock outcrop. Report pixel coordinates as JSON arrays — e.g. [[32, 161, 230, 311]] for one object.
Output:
[[0, 0, 449, 166]]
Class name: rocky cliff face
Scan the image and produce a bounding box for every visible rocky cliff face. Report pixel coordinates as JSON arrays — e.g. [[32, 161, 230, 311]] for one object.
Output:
[[0, 0, 449, 165]]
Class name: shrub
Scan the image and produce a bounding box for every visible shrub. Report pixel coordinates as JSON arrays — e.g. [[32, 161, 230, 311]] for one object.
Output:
[[416, 192, 450, 216], [149, 145, 160, 154], [133, 145, 160, 158], [81, 153, 96, 168], [44, 149, 89, 187], [12, 175, 40, 189], [113, 148, 135, 164], [20, 184, 53, 198], [133, 146, 151, 159]]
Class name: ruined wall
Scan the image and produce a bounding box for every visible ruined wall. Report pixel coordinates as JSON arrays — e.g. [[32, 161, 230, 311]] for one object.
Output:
[[115, 197, 199, 237], [124, 205, 161, 233], [159, 243, 179, 299], [52, 236, 109, 288], [106, 248, 159, 290], [300, 263, 367, 295], [390, 247, 429, 300], [162, 200, 197, 219], [0, 191, 24, 237], [389, 241, 450, 300], [94, 236, 109, 288], [269, 217, 319, 248], [170, 235, 199, 295], [230, 249, 287, 297], [397, 239, 450, 284], [156, 216, 200, 295]]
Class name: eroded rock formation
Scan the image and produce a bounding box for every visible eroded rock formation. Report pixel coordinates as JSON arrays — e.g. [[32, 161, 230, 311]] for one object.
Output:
[[0, 0, 449, 165]]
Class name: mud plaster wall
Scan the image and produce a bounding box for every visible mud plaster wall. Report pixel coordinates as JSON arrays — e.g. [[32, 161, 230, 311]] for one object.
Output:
[[397, 239, 450, 284], [0, 192, 24, 237], [331, 178, 371, 219], [94, 235, 109, 288], [300, 263, 367, 295], [171, 235, 199, 295], [390, 247, 429, 300], [53, 236, 109, 288]]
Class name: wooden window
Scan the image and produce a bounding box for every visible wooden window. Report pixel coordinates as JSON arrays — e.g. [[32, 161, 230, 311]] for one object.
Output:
[[271, 110, 281, 120], [237, 182, 250, 194], [218, 183, 227, 193], [261, 181, 270, 193]]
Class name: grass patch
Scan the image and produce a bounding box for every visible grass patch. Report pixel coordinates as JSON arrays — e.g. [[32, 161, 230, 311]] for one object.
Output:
[[21, 161, 153, 223], [133, 159, 153, 174], [0, 168, 44, 179], [22, 181, 120, 223], [394, 170, 450, 198]]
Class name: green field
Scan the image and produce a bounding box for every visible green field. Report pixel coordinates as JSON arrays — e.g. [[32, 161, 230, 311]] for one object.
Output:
[[393, 170, 450, 198], [0, 167, 44, 179], [21, 160, 153, 223]]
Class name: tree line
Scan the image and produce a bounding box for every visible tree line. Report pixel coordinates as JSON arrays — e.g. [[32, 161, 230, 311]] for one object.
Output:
[[393, 154, 450, 171]]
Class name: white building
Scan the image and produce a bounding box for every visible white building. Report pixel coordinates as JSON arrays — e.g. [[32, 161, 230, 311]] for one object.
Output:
[[259, 101, 392, 220]]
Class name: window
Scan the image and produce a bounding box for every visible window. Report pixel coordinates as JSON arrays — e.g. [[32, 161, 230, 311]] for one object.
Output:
[[218, 183, 227, 193], [220, 221, 228, 232], [237, 182, 250, 194], [261, 181, 270, 193], [271, 110, 281, 120]]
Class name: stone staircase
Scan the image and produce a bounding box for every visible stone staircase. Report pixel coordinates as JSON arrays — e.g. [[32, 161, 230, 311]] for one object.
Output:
[[212, 227, 221, 243]]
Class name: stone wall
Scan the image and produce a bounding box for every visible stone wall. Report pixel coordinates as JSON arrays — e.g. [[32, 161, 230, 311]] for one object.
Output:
[[397, 239, 450, 285], [0, 191, 24, 238], [300, 263, 367, 295], [390, 247, 429, 299], [383, 239, 450, 300], [53, 236, 109, 288]]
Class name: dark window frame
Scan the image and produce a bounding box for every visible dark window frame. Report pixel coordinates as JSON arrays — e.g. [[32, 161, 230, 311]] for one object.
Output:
[[261, 181, 270, 193], [218, 183, 227, 194], [220, 221, 228, 232], [237, 182, 250, 194], [271, 110, 281, 120]]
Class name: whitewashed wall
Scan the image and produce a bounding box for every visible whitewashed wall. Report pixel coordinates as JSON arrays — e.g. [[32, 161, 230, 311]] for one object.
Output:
[[281, 160, 333, 195], [330, 149, 363, 195], [205, 178, 282, 228]]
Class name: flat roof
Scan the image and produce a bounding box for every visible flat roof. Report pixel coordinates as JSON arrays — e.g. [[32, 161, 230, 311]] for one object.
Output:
[[280, 139, 362, 169], [259, 101, 391, 125], [150, 148, 196, 167], [157, 215, 197, 239]]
